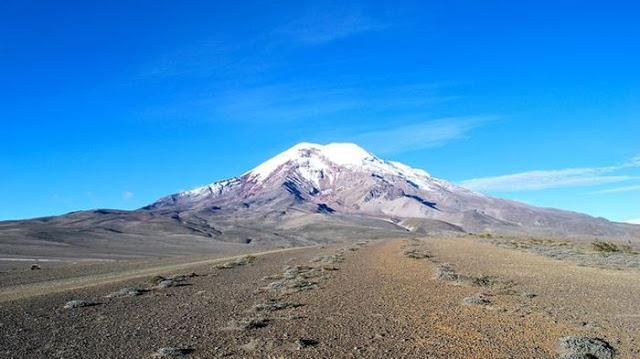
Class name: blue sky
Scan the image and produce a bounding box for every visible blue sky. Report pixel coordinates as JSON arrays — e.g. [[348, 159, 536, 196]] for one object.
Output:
[[1, 1, 639, 222]]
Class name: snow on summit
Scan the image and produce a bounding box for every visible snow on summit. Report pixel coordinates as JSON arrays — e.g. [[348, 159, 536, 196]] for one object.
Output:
[[245, 142, 434, 185], [175, 142, 473, 199], [246, 142, 374, 180]]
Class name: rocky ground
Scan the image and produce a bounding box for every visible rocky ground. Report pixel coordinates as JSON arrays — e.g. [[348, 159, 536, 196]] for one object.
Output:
[[477, 234, 640, 270], [1, 236, 638, 358]]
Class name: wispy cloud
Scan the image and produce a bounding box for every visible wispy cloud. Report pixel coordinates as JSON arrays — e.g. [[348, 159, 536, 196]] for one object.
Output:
[[122, 191, 134, 200], [275, 2, 386, 45], [625, 218, 640, 224], [148, 79, 457, 124], [135, 3, 387, 82], [591, 184, 640, 194], [352, 116, 494, 154], [460, 158, 640, 192], [213, 83, 361, 122], [278, 12, 385, 45]]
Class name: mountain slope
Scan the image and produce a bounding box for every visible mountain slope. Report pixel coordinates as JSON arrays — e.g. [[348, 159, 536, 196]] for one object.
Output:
[[1, 142, 638, 259], [147, 142, 639, 238]]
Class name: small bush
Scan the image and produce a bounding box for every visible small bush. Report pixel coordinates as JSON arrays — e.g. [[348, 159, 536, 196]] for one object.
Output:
[[295, 338, 319, 349], [105, 287, 147, 298], [311, 254, 344, 264], [591, 240, 619, 252], [590, 240, 636, 254], [148, 275, 167, 285], [254, 302, 301, 312], [471, 275, 498, 288], [403, 249, 430, 259], [322, 265, 339, 271], [64, 300, 97, 309], [434, 264, 459, 282], [556, 336, 615, 359], [215, 255, 256, 269], [224, 317, 269, 331], [152, 347, 194, 358], [462, 293, 491, 306]]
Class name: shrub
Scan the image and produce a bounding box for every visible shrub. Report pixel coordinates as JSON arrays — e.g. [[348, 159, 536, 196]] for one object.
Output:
[[591, 240, 621, 253], [215, 255, 256, 269], [471, 275, 498, 288]]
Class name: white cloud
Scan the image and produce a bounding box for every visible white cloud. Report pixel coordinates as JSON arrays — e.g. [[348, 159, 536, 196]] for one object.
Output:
[[624, 218, 640, 224], [277, 5, 385, 45], [353, 116, 494, 154], [591, 184, 640, 194], [460, 157, 640, 192], [286, 17, 383, 45], [197, 80, 456, 124], [122, 191, 134, 200]]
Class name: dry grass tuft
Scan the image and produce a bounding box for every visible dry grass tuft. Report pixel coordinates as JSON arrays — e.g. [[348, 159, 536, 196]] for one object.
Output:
[[591, 240, 637, 254], [403, 249, 431, 259], [215, 255, 257, 269], [471, 275, 498, 288]]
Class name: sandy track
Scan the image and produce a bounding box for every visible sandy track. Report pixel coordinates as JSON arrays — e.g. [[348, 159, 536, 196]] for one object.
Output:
[[284, 239, 571, 358], [0, 246, 314, 303]]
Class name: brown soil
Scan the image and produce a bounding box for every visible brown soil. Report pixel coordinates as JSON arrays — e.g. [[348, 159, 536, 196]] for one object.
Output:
[[1, 238, 638, 358]]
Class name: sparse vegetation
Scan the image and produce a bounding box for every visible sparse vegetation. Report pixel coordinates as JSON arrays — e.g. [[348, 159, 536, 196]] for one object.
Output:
[[556, 336, 615, 359], [591, 239, 636, 254], [149, 273, 194, 288], [240, 338, 274, 352], [478, 234, 640, 270], [462, 293, 491, 306], [262, 265, 322, 294], [243, 317, 269, 329], [224, 317, 269, 331], [152, 347, 194, 358], [261, 251, 345, 295], [254, 301, 301, 312], [63, 300, 96, 309], [215, 255, 256, 269], [591, 240, 621, 252], [156, 278, 181, 288], [148, 275, 167, 285], [321, 265, 339, 271], [470, 275, 498, 288], [105, 287, 147, 298], [434, 264, 460, 282], [295, 338, 319, 349], [264, 278, 316, 294], [311, 254, 344, 264], [403, 249, 431, 259]]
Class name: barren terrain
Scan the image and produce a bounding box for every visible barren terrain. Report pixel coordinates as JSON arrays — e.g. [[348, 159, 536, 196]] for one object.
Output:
[[1, 236, 638, 358]]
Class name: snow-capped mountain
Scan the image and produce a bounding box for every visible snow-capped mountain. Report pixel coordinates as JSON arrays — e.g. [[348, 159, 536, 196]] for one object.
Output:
[[2, 142, 638, 257], [146, 142, 638, 238], [148, 142, 479, 215]]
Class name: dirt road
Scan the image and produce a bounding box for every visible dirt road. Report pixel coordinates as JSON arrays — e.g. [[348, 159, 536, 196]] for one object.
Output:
[[0, 246, 314, 303]]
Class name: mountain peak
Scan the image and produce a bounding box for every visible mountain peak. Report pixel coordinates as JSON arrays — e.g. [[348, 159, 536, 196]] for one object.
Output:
[[245, 142, 377, 181]]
